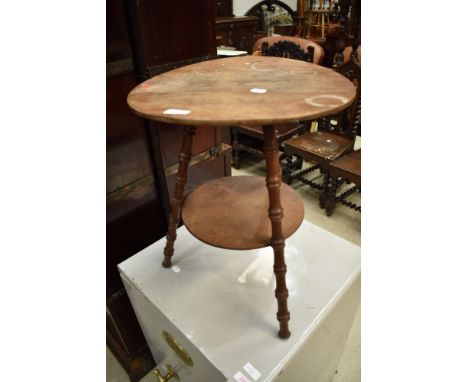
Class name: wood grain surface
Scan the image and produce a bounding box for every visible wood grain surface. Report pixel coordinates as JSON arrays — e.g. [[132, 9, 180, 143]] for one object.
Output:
[[181, 176, 304, 250], [127, 56, 356, 127]]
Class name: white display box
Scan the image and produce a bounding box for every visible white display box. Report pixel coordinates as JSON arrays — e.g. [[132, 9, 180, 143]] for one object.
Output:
[[119, 220, 360, 382]]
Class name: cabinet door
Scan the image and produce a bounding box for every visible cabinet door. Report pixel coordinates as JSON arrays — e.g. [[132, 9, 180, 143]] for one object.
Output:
[[106, 68, 167, 298], [125, 0, 217, 71], [107, 0, 167, 379]]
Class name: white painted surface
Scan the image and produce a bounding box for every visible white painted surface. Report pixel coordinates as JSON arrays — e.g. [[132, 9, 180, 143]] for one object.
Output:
[[233, 0, 297, 17], [119, 220, 360, 381], [217, 49, 248, 56]]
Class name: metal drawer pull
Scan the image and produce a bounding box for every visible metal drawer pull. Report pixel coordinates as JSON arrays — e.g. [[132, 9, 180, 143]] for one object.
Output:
[[154, 331, 193, 381], [163, 330, 194, 367], [154, 364, 179, 382]]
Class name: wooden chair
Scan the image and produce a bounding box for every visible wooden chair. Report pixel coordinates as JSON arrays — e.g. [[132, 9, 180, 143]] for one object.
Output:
[[231, 36, 324, 169], [325, 148, 360, 215], [343, 44, 361, 64], [324, 45, 361, 216], [251, 36, 325, 63], [282, 52, 360, 207]]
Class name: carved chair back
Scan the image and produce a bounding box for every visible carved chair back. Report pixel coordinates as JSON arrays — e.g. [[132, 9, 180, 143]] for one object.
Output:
[[252, 36, 324, 64]]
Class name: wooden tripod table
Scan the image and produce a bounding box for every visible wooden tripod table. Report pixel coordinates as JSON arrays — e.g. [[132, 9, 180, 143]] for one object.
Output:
[[127, 56, 356, 339]]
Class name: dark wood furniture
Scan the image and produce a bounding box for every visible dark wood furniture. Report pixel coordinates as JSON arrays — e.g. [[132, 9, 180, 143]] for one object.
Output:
[[320, 0, 361, 68], [282, 51, 361, 208], [326, 149, 361, 215], [231, 36, 324, 170], [215, 0, 233, 17], [232, 123, 305, 170], [107, 0, 231, 379], [127, 55, 356, 339], [295, 0, 337, 41], [215, 16, 258, 53], [293, 0, 361, 68], [323, 39, 361, 216], [245, 0, 296, 38], [251, 35, 325, 63], [107, 1, 164, 379]]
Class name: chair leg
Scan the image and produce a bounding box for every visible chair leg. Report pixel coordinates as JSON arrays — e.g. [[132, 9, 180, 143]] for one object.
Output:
[[294, 156, 303, 170], [232, 129, 240, 169], [325, 176, 338, 216], [319, 170, 329, 209], [282, 155, 294, 185]]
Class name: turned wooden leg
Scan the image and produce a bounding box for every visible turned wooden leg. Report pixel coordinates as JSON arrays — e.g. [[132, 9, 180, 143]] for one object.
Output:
[[325, 176, 338, 216], [263, 125, 291, 339], [294, 155, 303, 171], [162, 126, 197, 268]]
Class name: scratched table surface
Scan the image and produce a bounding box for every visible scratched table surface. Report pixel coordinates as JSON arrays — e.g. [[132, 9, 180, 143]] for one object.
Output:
[[127, 56, 357, 127]]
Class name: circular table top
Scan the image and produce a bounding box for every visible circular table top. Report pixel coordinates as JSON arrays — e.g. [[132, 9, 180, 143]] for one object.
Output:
[[127, 56, 356, 127]]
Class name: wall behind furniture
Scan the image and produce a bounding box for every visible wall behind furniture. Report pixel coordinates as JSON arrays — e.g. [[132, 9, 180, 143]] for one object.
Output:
[[233, 0, 297, 16]]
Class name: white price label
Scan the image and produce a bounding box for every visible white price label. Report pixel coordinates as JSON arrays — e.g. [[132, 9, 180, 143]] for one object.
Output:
[[172, 265, 181, 273], [243, 362, 261, 380], [163, 108, 191, 115], [233, 371, 252, 382]]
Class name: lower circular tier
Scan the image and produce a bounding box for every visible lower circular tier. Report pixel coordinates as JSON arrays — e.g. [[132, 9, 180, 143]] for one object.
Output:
[[181, 176, 305, 250]]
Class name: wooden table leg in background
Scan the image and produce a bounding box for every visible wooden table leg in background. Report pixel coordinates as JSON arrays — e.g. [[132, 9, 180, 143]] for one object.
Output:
[[162, 126, 197, 268], [263, 125, 291, 339]]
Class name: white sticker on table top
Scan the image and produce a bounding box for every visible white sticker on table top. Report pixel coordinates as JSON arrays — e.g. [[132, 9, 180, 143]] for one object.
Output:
[[250, 88, 267, 94], [172, 265, 181, 273], [163, 108, 191, 115], [243, 362, 261, 381], [234, 371, 252, 382]]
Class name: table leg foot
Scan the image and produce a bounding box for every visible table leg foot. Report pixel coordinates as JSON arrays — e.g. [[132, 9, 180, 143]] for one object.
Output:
[[162, 126, 196, 267], [263, 125, 291, 339], [279, 325, 291, 339]]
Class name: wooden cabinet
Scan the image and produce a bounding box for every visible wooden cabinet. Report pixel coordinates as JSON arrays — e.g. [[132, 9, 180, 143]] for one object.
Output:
[[107, 0, 232, 380], [215, 16, 258, 53], [107, 1, 166, 380]]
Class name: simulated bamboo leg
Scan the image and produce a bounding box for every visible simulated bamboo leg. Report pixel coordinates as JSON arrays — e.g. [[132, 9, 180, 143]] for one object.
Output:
[[263, 125, 291, 339], [162, 126, 197, 268]]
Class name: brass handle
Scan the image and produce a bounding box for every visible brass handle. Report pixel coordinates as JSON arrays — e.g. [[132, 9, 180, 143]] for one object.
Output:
[[154, 364, 179, 382], [162, 331, 193, 367]]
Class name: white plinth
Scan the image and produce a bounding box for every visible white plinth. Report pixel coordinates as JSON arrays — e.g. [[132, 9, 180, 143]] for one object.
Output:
[[119, 220, 360, 382]]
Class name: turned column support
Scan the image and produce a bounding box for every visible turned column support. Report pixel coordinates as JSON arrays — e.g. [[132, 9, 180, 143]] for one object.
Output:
[[162, 126, 197, 268], [263, 125, 291, 339]]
